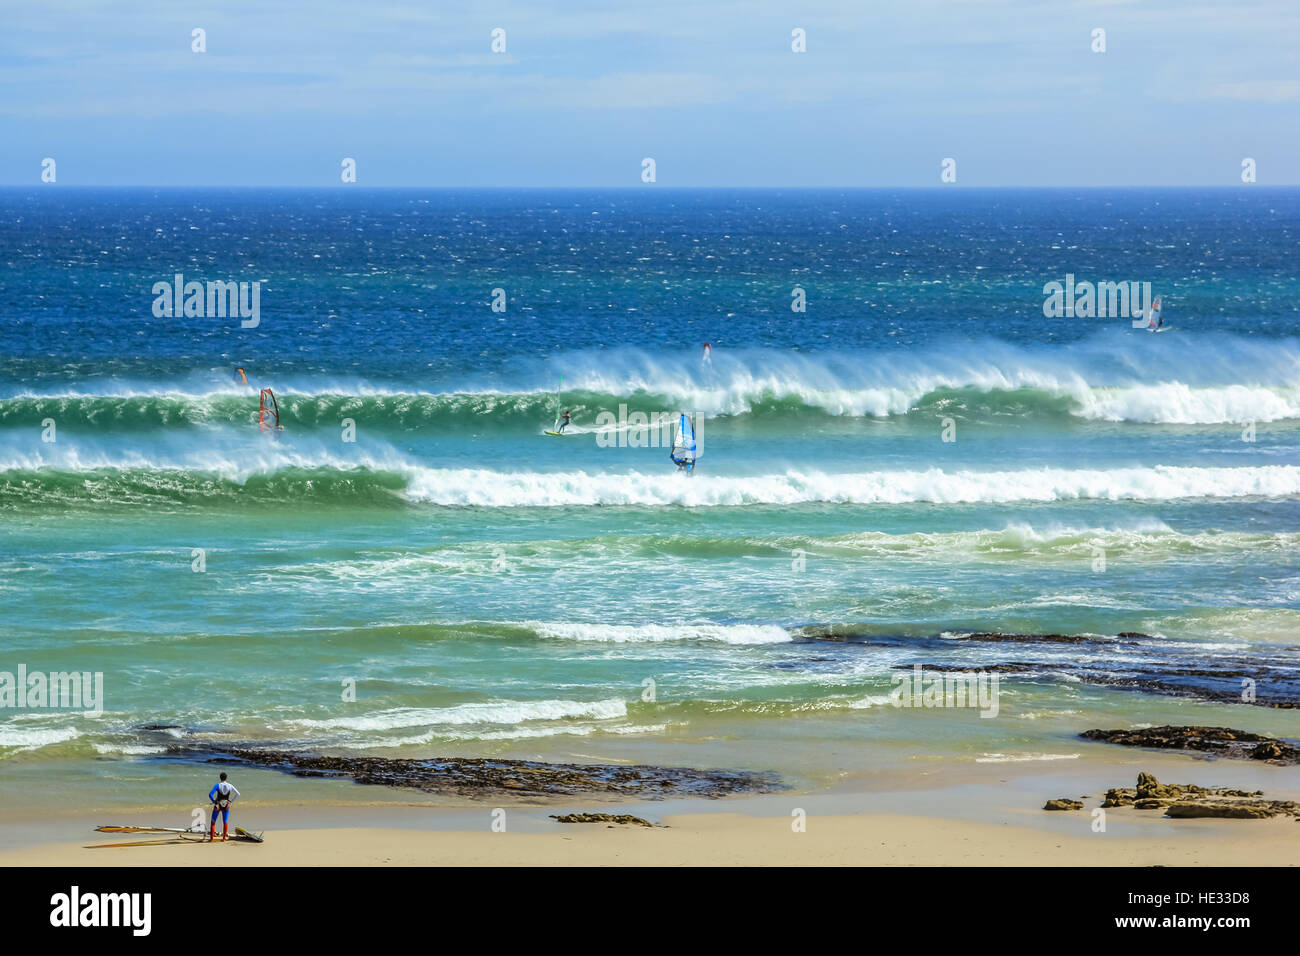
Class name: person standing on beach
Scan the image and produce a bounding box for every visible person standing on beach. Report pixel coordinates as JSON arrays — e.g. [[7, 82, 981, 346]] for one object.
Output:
[[208, 772, 240, 842]]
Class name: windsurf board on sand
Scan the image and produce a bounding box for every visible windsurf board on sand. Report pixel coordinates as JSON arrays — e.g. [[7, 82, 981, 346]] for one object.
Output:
[[91, 826, 204, 848], [91, 824, 265, 846]]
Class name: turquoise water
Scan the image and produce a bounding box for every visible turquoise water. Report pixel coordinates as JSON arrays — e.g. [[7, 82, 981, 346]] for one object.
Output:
[[1, 188, 1298, 805]]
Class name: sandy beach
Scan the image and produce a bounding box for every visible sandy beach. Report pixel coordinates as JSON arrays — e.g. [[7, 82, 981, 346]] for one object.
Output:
[[4, 808, 1297, 867], [6, 748, 1299, 867]]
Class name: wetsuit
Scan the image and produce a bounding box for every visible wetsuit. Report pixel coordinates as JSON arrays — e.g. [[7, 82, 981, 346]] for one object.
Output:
[[558, 412, 571, 433], [209, 781, 239, 839]]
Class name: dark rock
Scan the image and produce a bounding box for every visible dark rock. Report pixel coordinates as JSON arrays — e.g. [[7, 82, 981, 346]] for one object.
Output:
[[1136, 771, 1164, 797], [1087, 773, 1293, 819], [1081, 726, 1300, 764], [550, 812, 656, 827], [958, 632, 1097, 644], [166, 744, 782, 800], [803, 630, 1300, 708], [1043, 799, 1083, 811], [1166, 802, 1296, 820], [1250, 741, 1286, 761], [1102, 788, 1130, 808], [892, 662, 1038, 674]]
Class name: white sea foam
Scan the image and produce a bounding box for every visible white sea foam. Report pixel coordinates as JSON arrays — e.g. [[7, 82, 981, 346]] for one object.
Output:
[[90, 743, 167, 756], [8, 335, 1299, 423], [337, 721, 671, 748], [0, 725, 81, 752], [285, 697, 628, 731], [403, 464, 1300, 507], [1078, 383, 1300, 424], [974, 752, 1081, 763], [847, 694, 898, 709], [532, 340, 1300, 422]]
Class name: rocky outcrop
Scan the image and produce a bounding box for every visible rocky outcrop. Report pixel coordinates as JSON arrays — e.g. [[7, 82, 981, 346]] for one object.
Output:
[[1043, 799, 1084, 811], [550, 813, 657, 827], [1081, 726, 1300, 764], [170, 745, 782, 800], [1165, 802, 1295, 819], [1096, 772, 1298, 819], [901, 662, 1038, 674], [802, 630, 1299, 708], [1250, 740, 1290, 761], [957, 632, 1099, 644]]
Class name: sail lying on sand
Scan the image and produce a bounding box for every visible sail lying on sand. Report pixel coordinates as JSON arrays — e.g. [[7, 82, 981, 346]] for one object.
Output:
[[91, 825, 264, 847]]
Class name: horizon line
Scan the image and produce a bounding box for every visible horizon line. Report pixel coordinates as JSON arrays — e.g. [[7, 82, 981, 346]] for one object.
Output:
[[3, 183, 1295, 190]]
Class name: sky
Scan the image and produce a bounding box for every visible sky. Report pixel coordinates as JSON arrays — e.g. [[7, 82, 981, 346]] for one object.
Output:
[[1, 0, 1298, 186]]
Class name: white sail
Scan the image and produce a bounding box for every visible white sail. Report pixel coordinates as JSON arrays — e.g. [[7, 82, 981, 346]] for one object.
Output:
[[670, 413, 698, 468], [1146, 295, 1162, 329]]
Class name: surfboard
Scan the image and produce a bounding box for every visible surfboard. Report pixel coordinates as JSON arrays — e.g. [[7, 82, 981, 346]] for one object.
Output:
[[544, 430, 566, 437], [234, 827, 264, 843]]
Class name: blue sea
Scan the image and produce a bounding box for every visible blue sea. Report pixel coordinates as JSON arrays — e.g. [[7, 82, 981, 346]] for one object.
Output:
[[2, 187, 1298, 809]]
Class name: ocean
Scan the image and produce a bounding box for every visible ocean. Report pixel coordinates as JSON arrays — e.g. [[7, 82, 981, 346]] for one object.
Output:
[[2, 187, 1298, 810]]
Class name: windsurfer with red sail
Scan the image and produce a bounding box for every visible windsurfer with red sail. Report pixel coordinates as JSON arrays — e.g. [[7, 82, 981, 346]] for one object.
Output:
[[237, 369, 284, 434]]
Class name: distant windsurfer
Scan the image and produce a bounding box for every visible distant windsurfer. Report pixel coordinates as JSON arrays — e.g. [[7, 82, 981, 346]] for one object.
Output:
[[208, 772, 240, 842], [1146, 295, 1163, 331], [558, 410, 572, 433]]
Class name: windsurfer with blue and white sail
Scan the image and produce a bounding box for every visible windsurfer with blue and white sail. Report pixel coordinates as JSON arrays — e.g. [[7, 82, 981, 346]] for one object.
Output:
[[670, 412, 699, 474]]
